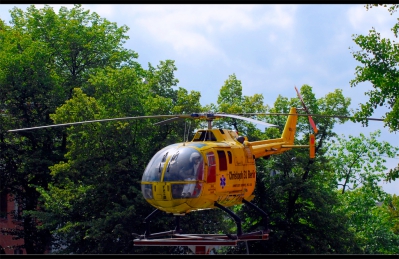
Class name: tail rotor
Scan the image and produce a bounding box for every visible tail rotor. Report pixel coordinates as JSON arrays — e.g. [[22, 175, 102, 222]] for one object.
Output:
[[295, 86, 317, 159], [295, 86, 318, 135]]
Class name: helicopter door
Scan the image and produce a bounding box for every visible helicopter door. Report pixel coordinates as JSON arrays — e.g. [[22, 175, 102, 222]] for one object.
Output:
[[206, 152, 216, 183], [217, 150, 228, 171]]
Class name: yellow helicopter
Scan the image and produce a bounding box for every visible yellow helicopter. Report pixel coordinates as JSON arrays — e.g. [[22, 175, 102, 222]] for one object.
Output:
[[140, 105, 316, 215], [136, 108, 317, 245], [134, 87, 320, 242]]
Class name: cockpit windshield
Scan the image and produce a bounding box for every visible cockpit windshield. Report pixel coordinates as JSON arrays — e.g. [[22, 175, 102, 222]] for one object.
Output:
[[141, 145, 204, 183], [163, 147, 203, 182], [141, 145, 178, 182]]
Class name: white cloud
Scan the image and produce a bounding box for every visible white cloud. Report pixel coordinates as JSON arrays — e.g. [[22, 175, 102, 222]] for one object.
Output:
[[347, 5, 397, 39], [106, 4, 299, 59], [34, 4, 73, 12], [126, 4, 297, 31], [18, 4, 298, 63], [82, 4, 117, 18], [260, 5, 297, 29]]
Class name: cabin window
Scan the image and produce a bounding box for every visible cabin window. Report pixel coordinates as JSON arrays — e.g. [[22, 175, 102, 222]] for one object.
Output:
[[205, 131, 217, 141], [206, 152, 216, 183], [171, 183, 202, 199], [192, 131, 217, 141], [141, 184, 153, 199], [192, 131, 203, 141], [217, 151, 227, 171], [14, 248, 23, 254], [227, 151, 232, 164], [13, 195, 22, 221], [0, 192, 8, 219]]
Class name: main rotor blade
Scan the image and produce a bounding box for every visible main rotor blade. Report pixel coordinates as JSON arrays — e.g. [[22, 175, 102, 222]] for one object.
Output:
[[236, 113, 384, 121], [8, 111, 383, 133], [153, 117, 183, 126], [215, 113, 278, 128], [7, 115, 183, 132]]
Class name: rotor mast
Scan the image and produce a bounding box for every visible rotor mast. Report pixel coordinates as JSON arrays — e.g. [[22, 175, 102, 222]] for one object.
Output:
[[207, 119, 212, 130]]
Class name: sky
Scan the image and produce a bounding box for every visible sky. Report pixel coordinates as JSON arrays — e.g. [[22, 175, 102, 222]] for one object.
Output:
[[1, 4, 398, 195]]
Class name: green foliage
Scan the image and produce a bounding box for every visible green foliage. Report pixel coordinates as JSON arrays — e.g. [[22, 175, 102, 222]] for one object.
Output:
[[386, 194, 399, 235], [1, 4, 141, 253], [210, 73, 269, 139], [327, 130, 399, 254], [226, 85, 360, 254], [29, 52, 205, 253], [7, 4, 138, 98], [332, 22, 399, 247], [336, 188, 399, 254], [350, 4, 399, 132], [327, 130, 399, 194]]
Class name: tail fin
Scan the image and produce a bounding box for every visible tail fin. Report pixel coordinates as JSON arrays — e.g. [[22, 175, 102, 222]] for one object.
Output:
[[281, 107, 298, 145]]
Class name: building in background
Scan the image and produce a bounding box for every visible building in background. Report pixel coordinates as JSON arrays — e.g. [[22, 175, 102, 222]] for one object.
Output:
[[0, 192, 24, 254]]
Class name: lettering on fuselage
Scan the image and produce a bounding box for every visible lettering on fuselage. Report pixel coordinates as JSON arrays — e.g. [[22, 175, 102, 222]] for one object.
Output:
[[228, 170, 256, 180], [162, 185, 166, 200], [232, 183, 253, 187], [232, 183, 247, 187], [217, 193, 244, 203]]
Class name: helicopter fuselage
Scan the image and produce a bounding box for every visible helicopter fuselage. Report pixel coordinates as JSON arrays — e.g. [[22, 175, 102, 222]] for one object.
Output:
[[141, 129, 257, 215]]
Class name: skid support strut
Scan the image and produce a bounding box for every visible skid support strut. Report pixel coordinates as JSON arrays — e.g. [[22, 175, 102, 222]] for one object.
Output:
[[242, 199, 270, 233], [174, 215, 182, 234], [214, 201, 242, 238], [144, 209, 160, 238]]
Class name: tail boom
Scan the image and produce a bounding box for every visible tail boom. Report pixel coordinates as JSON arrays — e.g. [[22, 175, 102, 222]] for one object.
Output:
[[246, 107, 298, 159]]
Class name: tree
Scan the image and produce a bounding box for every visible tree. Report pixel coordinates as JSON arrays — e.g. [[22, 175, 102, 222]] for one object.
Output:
[[208, 73, 269, 140], [30, 60, 206, 253], [1, 4, 138, 253], [224, 85, 361, 254], [0, 17, 64, 253], [327, 130, 398, 194], [386, 194, 399, 235], [326, 130, 399, 253], [350, 4, 399, 132], [336, 188, 399, 254], [350, 3, 399, 197]]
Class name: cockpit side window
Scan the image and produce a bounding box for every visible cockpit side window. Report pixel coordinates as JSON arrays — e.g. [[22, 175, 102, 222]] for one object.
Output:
[[206, 152, 216, 183]]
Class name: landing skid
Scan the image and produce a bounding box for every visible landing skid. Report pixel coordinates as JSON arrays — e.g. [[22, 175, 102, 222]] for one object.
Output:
[[133, 199, 270, 254], [133, 231, 269, 254]]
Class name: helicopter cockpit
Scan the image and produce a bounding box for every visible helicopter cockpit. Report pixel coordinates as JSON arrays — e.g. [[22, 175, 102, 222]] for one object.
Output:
[[141, 145, 204, 199]]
